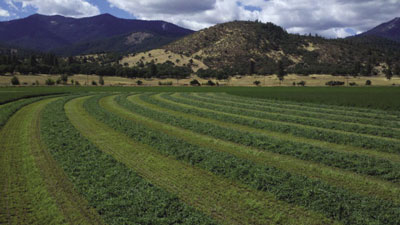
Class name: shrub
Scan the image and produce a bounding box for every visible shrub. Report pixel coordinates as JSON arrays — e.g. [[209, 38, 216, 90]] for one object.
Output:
[[297, 81, 306, 86], [60, 74, 68, 83], [136, 80, 143, 85], [326, 81, 345, 86], [207, 80, 216, 86], [92, 81, 97, 86], [99, 76, 105, 86], [349, 82, 357, 86], [190, 79, 200, 86], [45, 78, 55, 86], [366, 80, 372, 86], [11, 76, 20, 85], [253, 80, 261, 86]]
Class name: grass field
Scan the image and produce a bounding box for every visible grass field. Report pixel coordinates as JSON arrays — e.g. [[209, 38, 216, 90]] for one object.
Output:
[[1, 87, 400, 224], [0, 86, 399, 111]]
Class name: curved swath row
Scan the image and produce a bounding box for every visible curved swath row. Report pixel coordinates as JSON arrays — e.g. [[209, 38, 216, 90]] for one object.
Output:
[[158, 93, 400, 153], [213, 92, 400, 120], [204, 92, 400, 129], [1, 92, 400, 225], [186, 93, 400, 138]]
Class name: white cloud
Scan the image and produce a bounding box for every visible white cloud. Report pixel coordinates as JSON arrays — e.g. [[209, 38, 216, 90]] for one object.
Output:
[[107, 0, 259, 31], [5, 0, 19, 10], [106, 0, 400, 38], [0, 8, 10, 17], [11, 0, 100, 18]]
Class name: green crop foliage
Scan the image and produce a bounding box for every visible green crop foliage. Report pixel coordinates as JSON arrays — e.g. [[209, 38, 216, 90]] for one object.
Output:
[[126, 94, 400, 183], [40, 96, 217, 225], [1, 86, 400, 111], [2, 87, 400, 225], [0, 95, 60, 128], [196, 92, 400, 129], [83, 94, 400, 225], [182, 93, 400, 138], [160, 93, 400, 153]]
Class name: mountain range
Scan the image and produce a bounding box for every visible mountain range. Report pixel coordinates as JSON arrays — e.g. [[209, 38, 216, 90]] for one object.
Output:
[[358, 17, 400, 42], [0, 14, 400, 77], [0, 13, 193, 55], [130, 20, 399, 76]]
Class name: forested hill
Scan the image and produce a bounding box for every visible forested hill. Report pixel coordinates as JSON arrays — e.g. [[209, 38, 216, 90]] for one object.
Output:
[[1, 20, 400, 79], [357, 17, 400, 42], [0, 14, 193, 55], [163, 21, 400, 77]]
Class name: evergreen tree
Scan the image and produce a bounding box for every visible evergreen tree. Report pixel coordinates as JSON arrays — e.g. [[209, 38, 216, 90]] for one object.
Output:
[[249, 60, 255, 75], [277, 60, 286, 81], [353, 61, 361, 76], [11, 76, 20, 85], [385, 67, 393, 80], [29, 55, 37, 67], [99, 76, 105, 85]]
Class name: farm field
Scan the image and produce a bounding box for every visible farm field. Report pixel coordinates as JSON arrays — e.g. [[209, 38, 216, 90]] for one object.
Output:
[[1, 89, 400, 224], [1, 86, 400, 110]]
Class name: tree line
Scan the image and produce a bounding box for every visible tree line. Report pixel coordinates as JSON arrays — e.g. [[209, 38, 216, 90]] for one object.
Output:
[[0, 53, 192, 79], [1, 52, 399, 80]]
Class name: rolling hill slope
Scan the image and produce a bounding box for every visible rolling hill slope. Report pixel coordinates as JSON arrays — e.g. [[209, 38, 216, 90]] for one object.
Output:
[[359, 17, 400, 42], [0, 14, 193, 55], [121, 21, 400, 76]]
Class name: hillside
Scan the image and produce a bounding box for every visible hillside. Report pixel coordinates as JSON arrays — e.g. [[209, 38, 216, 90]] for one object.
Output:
[[359, 17, 400, 42], [151, 21, 400, 76], [0, 14, 193, 55]]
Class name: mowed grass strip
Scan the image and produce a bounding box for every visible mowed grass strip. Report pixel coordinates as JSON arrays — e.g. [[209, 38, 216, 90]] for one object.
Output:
[[214, 92, 400, 121], [43, 97, 217, 225], [65, 96, 332, 225], [94, 94, 400, 225], [105, 94, 400, 204], [188, 93, 400, 138], [148, 93, 400, 163], [166, 93, 400, 152], [0, 95, 56, 128], [206, 92, 400, 129], [0, 98, 102, 225], [205, 92, 400, 131], [135, 94, 400, 184]]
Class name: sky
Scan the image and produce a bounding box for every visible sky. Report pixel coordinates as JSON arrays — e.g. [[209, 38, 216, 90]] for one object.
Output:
[[0, 0, 399, 38]]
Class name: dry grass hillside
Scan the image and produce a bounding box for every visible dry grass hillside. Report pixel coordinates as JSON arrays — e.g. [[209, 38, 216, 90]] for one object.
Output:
[[159, 21, 400, 76], [119, 49, 208, 72]]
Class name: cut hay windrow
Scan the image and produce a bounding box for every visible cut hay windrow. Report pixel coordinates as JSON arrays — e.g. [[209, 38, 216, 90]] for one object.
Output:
[[107, 94, 400, 204], [161, 93, 400, 154], [214, 92, 400, 120], [2, 90, 400, 225], [186, 93, 400, 138], [41, 96, 217, 225], [72, 95, 329, 225], [133, 93, 400, 183], [0, 97, 103, 225], [205, 92, 400, 128], [81, 94, 400, 225], [0, 95, 61, 129]]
